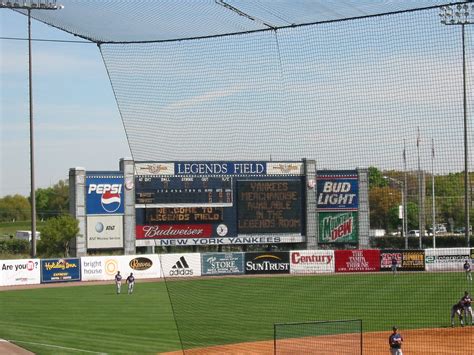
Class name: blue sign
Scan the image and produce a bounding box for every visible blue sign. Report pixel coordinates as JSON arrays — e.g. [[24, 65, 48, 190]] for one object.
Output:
[[317, 173, 359, 210], [86, 174, 124, 215], [201, 252, 245, 276], [175, 162, 267, 175], [41, 258, 81, 283]]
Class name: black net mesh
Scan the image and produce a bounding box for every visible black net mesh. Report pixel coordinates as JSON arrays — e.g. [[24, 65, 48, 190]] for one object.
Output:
[[18, 0, 452, 42], [98, 7, 473, 173]]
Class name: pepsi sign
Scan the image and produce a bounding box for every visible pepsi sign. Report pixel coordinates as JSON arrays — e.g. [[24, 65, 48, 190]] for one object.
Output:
[[86, 174, 124, 215]]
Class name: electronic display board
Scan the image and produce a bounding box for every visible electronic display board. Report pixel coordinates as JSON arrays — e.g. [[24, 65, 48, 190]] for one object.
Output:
[[135, 161, 306, 246], [135, 176, 232, 207], [145, 207, 224, 224], [237, 180, 303, 234]]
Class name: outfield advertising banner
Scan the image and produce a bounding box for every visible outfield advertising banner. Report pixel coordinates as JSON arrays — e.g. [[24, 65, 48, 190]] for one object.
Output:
[[86, 174, 124, 215], [201, 252, 245, 276], [380, 250, 425, 272], [81, 254, 160, 281], [245, 252, 290, 275], [0, 259, 40, 286], [41, 258, 81, 283], [425, 248, 471, 271], [316, 172, 358, 211], [318, 212, 358, 244], [290, 250, 335, 274], [335, 250, 380, 272], [160, 253, 202, 277], [87, 215, 124, 249]]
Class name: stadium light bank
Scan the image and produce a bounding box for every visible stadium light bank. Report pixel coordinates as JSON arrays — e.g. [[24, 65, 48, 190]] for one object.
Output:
[[439, 3, 473, 248], [0, 0, 64, 257]]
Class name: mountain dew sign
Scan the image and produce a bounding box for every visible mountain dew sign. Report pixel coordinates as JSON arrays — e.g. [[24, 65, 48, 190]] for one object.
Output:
[[319, 212, 358, 244]]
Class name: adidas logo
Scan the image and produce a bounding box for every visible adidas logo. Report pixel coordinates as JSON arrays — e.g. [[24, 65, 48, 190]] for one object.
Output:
[[169, 256, 193, 276]]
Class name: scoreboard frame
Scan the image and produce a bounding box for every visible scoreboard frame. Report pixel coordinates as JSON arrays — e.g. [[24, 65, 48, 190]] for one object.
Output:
[[134, 161, 307, 247]]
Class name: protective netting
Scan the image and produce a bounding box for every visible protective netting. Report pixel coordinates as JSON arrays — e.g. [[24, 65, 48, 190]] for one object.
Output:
[[17, 0, 451, 43], [5, 1, 474, 354], [99, 7, 473, 174]]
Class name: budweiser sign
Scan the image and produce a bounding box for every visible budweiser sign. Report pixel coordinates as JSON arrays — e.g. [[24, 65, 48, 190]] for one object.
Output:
[[136, 224, 212, 239]]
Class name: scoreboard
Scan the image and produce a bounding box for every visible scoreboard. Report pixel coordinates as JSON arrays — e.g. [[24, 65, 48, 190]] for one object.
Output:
[[134, 161, 306, 246], [135, 176, 233, 207]]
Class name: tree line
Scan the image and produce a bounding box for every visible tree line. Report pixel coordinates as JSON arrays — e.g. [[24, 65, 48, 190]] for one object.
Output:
[[0, 180, 69, 222], [0, 171, 471, 234], [369, 166, 472, 234]]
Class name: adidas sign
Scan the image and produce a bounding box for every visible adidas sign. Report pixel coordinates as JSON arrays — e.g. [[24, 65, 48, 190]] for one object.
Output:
[[169, 256, 193, 276]]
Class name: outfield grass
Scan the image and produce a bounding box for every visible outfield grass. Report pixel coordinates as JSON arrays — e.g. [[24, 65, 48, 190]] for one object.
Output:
[[0, 271, 470, 354]]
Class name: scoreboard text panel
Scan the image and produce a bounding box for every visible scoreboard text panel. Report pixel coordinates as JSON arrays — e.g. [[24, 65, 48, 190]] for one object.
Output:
[[237, 180, 302, 234]]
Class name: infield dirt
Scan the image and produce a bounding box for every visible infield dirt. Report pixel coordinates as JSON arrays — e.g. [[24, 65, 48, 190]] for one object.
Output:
[[162, 327, 473, 355]]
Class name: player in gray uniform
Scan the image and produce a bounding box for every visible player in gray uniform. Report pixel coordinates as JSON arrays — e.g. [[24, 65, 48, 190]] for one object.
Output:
[[388, 326, 403, 355], [391, 257, 398, 275], [126, 272, 135, 294], [464, 260, 472, 281], [450, 301, 464, 327], [461, 291, 473, 325], [115, 271, 122, 294]]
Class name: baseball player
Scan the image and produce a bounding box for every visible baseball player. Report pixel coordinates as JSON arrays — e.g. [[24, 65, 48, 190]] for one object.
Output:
[[388, 326, 403, 355], [126, 272, 135, 294], [461, 291, 473, 325], [115, 271, 122, 294], [391, 256, 398, 275], [450, 301, 464, 327], [464, 260, 472, 281]]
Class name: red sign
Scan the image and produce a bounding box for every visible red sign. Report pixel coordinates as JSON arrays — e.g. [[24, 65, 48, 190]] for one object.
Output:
[[335, 250, 380, 272], [136, 224, 212, 239]]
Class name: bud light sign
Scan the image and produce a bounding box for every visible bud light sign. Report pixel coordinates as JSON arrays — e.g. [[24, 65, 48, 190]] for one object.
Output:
[[86, 174, 124, 215], [317, 172, 358, 210]]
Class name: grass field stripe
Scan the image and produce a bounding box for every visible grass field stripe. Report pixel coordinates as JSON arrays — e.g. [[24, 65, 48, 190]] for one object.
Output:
[[0, 320, 157, 342], [9, 339, 107, 354]]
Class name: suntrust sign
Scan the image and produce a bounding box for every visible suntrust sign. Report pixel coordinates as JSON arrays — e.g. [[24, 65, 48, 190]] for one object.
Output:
[[245, 252, 290, 274]]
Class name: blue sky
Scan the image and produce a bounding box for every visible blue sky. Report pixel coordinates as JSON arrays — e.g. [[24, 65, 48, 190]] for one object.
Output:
[[1, 9, 131, 197], [1, 4, 472, 198]]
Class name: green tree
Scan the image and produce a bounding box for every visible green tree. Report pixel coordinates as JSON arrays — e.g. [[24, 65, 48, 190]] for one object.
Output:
[[36, 180, 69, 220], [388, 201, 418, 231], [0, 195, 30, 222], [434, 173, 465, 230], [369, 186, 400, 230], [38, 214, 78, 257], [368, 166, 388, 189]]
